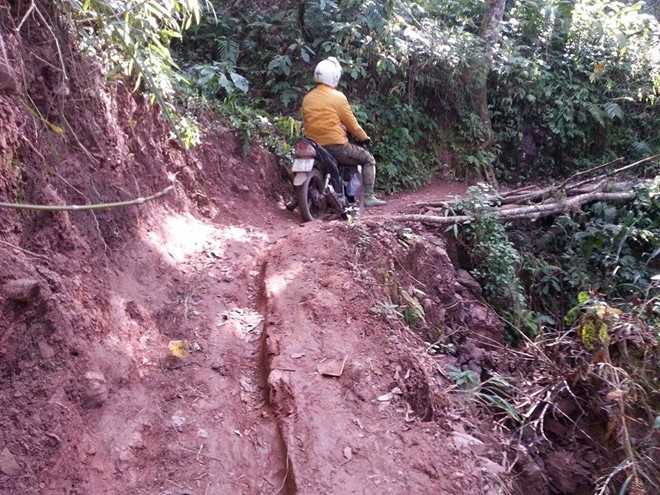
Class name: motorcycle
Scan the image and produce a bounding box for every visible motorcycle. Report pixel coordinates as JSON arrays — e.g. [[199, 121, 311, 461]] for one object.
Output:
[[290, 138, 364, 222]]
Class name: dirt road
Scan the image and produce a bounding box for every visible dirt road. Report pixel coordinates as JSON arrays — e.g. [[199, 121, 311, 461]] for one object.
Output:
[[67, 179, 485, 494], [2, 160, 504, 494]]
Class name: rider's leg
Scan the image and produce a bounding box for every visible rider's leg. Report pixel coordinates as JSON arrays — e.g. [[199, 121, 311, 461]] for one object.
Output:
[[361, 162, 387, 207], [324, 144, 386, 207]]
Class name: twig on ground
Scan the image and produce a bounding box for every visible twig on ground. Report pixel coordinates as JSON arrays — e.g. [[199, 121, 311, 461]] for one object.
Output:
[[0, 239, 50, 261], [15, 1, 36, 33], [177, 445, 224, 464]]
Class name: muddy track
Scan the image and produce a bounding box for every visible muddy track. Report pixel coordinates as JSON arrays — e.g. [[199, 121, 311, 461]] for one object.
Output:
[[256, 259, 297, 495], [3, 176, 499, 494], [249, 216, 504, 495], [60, 209, 301, 494]]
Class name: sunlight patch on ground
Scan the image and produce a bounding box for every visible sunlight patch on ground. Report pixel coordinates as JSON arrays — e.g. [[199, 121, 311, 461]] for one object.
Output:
[[146, 213, 216, 263], [266, 263, 303, 297], [220, 225, 266, 243], [144, 213, 270, 264], [216, 307, 264, 342]]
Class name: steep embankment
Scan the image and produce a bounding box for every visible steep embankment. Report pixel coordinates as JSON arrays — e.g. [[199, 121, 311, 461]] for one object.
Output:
[[0, 13, 512, 495]]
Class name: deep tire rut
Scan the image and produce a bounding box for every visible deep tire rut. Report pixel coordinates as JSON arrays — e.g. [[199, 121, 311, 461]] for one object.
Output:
[[255, 259, 297, 495]]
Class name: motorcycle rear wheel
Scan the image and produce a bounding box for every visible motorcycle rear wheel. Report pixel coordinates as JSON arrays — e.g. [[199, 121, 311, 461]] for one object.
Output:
[[296, 168, 326, 222]]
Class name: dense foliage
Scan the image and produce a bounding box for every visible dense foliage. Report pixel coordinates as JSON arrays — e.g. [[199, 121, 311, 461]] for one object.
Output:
[[492, 0, 660, 180], [450, 185, 533, 336], [175, 0, 659, 188], [520, 178, 659, 320], [447, 180, 658, 494], [451, 179, 658, 336], [63, 0, 211, 148]]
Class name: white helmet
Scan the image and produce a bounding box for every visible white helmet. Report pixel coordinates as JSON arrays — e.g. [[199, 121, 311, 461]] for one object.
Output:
[[313, 57, 342, 88]]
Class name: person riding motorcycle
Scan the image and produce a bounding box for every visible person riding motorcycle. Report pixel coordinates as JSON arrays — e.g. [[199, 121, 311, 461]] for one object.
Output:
[[301, 57, 386, 207]]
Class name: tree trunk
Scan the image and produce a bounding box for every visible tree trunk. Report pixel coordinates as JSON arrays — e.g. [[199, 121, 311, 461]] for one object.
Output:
[[469, 0, 506, 186], [477, 0, 506, 139]]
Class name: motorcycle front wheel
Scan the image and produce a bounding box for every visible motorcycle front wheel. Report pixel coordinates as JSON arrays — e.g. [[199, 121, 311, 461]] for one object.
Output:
[[296, 168, 326, 222]]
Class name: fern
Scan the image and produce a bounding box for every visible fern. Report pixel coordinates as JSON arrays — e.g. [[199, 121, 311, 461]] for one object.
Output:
[[604, 101, 624, 121], [631, 140, 652, 156], [216, 36, 239, 67], [587, 102, 606, 126]]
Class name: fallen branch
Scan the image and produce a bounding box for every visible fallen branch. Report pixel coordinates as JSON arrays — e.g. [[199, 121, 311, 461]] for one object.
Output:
[[0, 183, 174, 211], [408, 155, 659, 211], [384, 191, 636, 226], [0, 239, 51, 261], [555, 156, 624, 191], [496, 191, 634, 221], [500, 184, 537, 198], [406, 200, 452, 210], [421, 180, 629, 215], [499, 178, 621, 206], [568, 153, 660, 191], [502, 155, 659, 205]]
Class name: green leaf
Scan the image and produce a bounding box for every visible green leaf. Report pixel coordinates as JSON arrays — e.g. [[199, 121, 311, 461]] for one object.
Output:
[[229, 72, 249, 93], [603, 101, 624, 121], [217, 72, 233, 93], [577, 291, 589, 304]]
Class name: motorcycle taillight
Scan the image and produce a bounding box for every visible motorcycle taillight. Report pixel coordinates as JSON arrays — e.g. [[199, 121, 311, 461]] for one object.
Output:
[[295, 141, 316, 158]]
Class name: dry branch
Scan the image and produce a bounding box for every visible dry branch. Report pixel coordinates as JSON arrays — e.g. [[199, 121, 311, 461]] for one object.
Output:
[[0, 239, 51, 261], [500, 184, 537, 198], [386, 190, 636, 226], [502, 154, 658, 205], [408, 155, 659, 212], [555, 156, 623, 190], [568, 153, 660, 191]]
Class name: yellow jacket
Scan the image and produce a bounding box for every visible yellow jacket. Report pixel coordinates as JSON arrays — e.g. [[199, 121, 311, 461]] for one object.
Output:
[[302, 84, 369, 146]]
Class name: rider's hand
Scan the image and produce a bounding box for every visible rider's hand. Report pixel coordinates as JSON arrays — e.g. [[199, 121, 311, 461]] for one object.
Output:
[[359, 138, 371, 148]]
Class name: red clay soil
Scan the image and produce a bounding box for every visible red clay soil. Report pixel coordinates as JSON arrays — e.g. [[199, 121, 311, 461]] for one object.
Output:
[[1, 126, 509, 495], [263, 222, 506, 494], [0, 127, 296, 494], [0, 8, 512, 493], [376, 177, 467, 215], [1, 159, 509, 495]]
